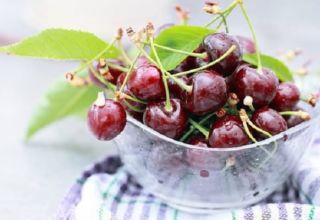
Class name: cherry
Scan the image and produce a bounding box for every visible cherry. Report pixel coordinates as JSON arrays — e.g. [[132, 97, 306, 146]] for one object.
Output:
[[136, 56, 150, 67], [143, 99, 188, 139], [98, 59, 124, 84], [116, 73, 145, 121], [128, 64, 165, 100], [252, 107, 288, 136], [188, 135, 209, 147], [173, 56, 198, 73], [231, 65, 279, 108], [208, 115, 249, 148], [181, 71, 227, 115], [202, 33, 242, 76], [87, 98, 126, 140], [236, 36, 256, 54], [270, 82, 300, 111], [168, 76, 190, 98]]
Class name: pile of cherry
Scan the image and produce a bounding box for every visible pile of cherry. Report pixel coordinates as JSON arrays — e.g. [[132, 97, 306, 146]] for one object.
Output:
[[88, 32, 312, 149]]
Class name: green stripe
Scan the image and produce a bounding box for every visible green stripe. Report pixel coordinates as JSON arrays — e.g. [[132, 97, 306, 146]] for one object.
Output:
[[231, 210, 236, 220], [173, 209, 179, 220], [99, 175, 119, 220], [308, 205, 315, 220]]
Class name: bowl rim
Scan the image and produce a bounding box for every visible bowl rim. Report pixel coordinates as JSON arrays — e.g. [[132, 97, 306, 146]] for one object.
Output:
[[126, 104, 320, 152]]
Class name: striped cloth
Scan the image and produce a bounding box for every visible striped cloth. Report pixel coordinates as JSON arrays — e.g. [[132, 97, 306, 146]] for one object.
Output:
[[56, 137, 320, 220]]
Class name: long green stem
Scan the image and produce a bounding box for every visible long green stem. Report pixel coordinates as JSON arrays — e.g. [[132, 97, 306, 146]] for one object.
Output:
[[142, 42, 206, 59], [239, 2, 262, 72], [180, 113, 215, 142], [174, 45, 236, 77], [133, 41, 192, 93], [105, 61, 129, 72], [219, 12, 229, 33], [247, 120, 272, 138], [117, 40, 133, 66], [204, 1, 238, 27], [89, 65, 116, 93], [123, 100, 144, 113], [118, 52, 141, 95], [149, 37, 172, 112], [188, 119, 210, 139], [74, 38, 117, 74]]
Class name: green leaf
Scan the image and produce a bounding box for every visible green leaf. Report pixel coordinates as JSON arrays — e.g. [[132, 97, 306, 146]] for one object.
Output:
[[0, 29, 119, 60], [152, 25, 213, 71], [243, 53, 293, 82], [25, 80, 100, 140]]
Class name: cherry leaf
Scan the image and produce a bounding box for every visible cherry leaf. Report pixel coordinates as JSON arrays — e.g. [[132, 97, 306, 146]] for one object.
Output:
[[0, 29, 119, 60], [25, 79, 100, 140], [243, 53, 293, 82], [152, 25, 213, 71]]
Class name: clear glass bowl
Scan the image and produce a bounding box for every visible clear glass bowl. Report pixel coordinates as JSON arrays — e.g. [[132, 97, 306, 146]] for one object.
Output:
[[114, 103, 320, 212]]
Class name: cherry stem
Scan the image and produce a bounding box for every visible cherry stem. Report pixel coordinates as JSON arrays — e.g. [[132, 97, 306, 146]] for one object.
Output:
[[123, 100, 144, 113], [188, 118, 210, 139], [142, 41, 207, 59], [180, 113, 215, 142], [132, 38, 193, 94], [74, 38, 117, 74], [149, 36, 173, 112], [247, 120, 272, 138], [242, 119, 257, 143], [280, 110, 310, 120], [204, 1, 238, 27], [89, 65, 116, 93], [118, 51, 141, 97], [174, 45, 236, 77], [117, 39, 133, 66], [105, 61, 129, 72], [218, 13, 229, 33], [238, 1, 263, 72]]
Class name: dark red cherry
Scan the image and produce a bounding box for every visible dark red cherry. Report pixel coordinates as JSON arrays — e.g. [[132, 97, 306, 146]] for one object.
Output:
[[143, 99, 188, 139], [181, 71, 227, 115], [87, 98, 126, 140], [173, 56, 198, 73], [188, 135, 209, 147], [116, 74, 145, 121], [128, 64, 165, 100], [252, 107, 288, 135], [136, 56, 150, 67], [270, 82, 300, 111], [202, 33, 242, 76], [208, 115, 249, 148], [168, 76, 190, 98], [236, 36, 256, 54], [232, 65, 279, 108]]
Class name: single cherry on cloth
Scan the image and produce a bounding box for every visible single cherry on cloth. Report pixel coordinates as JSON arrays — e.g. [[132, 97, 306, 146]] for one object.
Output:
[[232, 65, 279, 108], [168, 76, 190, 99], [181, 70, 227, 116], [208, 115, 249, 148], [252, 107, 288, 136], [202, 32, 242, 76], [116, 74, 145, 121], [128, 64, 165, 100], [236, 36, 256, 54], [270, 82, 300, 111], [143, 99, 188, 139], [87, 97, 127, 141]]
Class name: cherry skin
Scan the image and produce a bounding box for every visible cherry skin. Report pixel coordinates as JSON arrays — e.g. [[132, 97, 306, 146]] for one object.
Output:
[[181, 71, 228, 115], [87, 99, 127, 140], [270, 82, 300, 111], [136, 56, 150, 67], [252, 107, 288, 135], [168, 76, 190, 99], [188, 135, 209, 147], [231, 65, 279, 108], [236, 36, 256, 54], [208, 115, 249, 148], [202, 33, 242, 76], [128, 64, 165, 100], [116, 73, 145, 121], [143, 99, 188, 139]]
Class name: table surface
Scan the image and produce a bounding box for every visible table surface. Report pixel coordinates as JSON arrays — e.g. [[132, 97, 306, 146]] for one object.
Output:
[[0, 0, 319, 219]]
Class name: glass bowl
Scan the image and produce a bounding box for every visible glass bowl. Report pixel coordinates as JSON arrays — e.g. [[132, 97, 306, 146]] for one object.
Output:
[[114, 102, 320, 213]]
